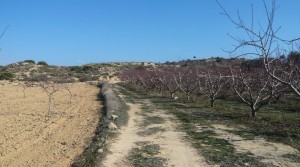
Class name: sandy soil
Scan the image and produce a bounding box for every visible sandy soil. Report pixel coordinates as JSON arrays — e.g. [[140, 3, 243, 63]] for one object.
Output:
[[0, 82, 101, 167], [102, 89, 210, 167]]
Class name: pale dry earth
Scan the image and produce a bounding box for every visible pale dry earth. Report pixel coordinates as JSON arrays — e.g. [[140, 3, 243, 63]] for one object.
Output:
[[0, 82, 101, 167], [102, 89, 210, 167]]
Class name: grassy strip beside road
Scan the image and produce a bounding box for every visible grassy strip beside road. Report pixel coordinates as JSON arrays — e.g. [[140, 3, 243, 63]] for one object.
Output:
[[72, 83, 129, 167]]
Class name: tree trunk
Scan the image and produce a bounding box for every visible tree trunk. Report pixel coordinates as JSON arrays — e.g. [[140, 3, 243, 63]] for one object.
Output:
[[187, 94, 190, 101], [210, 99, 214, 107], [251, 108, 257, 117], [159, 89, 162, 95], [170, 92, 174, 99], [23, 88, 26, 98], [48, 96, 52, 116], [69, 95, 72, 105], [68, 91, 72, 105]]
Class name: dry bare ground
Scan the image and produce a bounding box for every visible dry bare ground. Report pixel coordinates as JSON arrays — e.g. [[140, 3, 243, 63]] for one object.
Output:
[[0, 82, 101, 167], [102, 87, 210, 167]]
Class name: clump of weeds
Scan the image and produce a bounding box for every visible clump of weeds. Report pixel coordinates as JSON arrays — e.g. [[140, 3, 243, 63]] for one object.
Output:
[[128, 141, 167, 167], [141, 116, 165, 127], [137, 127, 166, 136]]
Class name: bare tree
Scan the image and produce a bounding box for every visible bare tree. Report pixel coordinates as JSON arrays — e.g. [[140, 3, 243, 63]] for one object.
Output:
[[0, 25, 9, 54], [0, 26, 10, 93], [173, 68, 199, 101], [217, 0, 300, 97], [148, 71, 164, 95], [138, 72, 155, 91], [0, 25, 9, 41], [39, 82, 60, 116], [231, 68, 275, 117], [0, 81, 6, 91], [200, 70, 229, 107], [120, 70, 150, 91], [159, 70, 179, 98], [63, 82, 73, 104], [21, 81, 33, 98]]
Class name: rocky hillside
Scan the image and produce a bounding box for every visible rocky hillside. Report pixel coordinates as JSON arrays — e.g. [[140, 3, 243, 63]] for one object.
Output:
[[0, 60, 159, 82]]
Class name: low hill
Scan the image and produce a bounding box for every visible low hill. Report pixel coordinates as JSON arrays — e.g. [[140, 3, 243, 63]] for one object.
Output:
[[0, 61, 160, 82]]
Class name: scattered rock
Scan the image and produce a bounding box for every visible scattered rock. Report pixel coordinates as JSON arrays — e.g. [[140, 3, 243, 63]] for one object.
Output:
[[111, 114, 118, 121], [108, 122, 117, 130]]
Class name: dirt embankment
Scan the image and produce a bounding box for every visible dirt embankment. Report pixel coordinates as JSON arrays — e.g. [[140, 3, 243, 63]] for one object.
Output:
[[0, 82, 101, 167]]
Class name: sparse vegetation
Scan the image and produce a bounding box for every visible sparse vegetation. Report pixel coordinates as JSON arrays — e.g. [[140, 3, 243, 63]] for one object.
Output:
[[120, 85, 300, 166], [282, 153, 300, 163], [37, 61, 48, 66], [72, 83, 129, 167], [128, 141, 167, 167], [137, 127, 165, 136], [0, 72, 15, 80], [21, 81, 33, 98], [142, 115, 165, 127], [70, 66, 83, 72], [24, 60, 35, 64]]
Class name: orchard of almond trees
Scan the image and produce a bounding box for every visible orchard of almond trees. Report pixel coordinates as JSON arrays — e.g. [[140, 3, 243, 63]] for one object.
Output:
[[119, 52, 300, 118]]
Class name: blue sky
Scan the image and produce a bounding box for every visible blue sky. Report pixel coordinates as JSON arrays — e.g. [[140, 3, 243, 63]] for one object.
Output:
[[0, 0, 299, 66]]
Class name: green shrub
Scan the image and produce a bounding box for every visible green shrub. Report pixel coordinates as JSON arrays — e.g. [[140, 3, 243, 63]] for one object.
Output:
[[83, 65, 93, 71], [24, 60, 35, 64], [215, 57, 223, 63], [0, 72, 15, 80], [78, 74, 92, 82], [70, 66, 83, 73], [0, 66, 4, 72], [30, 69, 37, 75], [38, 61, 48, 66]]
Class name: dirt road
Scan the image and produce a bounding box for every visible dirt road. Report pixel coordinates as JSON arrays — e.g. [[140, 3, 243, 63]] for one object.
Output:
[[102, 87, 210, 167]]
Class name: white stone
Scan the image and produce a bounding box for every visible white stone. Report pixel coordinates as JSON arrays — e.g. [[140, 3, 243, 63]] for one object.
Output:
[[111, 114, 118, 121], [97, 148, 104, 153], [108, 122, 117, 130]]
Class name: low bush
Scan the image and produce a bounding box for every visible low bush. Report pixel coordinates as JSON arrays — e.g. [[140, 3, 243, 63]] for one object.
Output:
[[70, 66, 83, 73], [83, 65, 93, 71], [37, 61, 48, 66], [24, 60, 35, 64], [0, 72, 15, 80], [72, 83, 128, 166]]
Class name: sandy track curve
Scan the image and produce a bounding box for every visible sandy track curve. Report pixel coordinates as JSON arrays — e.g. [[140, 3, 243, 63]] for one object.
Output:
[[0, 83, 101, 167]]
